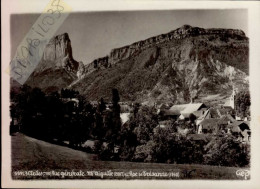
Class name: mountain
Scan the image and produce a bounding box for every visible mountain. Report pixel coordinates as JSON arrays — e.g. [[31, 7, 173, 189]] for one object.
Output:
[[25, 33, 79, 93], [25, 25, 249, 104]]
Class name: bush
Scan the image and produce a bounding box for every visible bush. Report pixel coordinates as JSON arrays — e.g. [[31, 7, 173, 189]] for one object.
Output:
[[133, 141, 155, 162], [203, 135, 250, 167]]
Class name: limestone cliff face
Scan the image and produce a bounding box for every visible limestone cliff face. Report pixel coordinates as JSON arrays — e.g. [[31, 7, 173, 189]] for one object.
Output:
[[85, 56, 109, 74], [43, 33, 72, 61], [26, 33, 79, 93], [86, 25, 247, 73], [37, 33, 79, 73], [71, 25, 249, 104]]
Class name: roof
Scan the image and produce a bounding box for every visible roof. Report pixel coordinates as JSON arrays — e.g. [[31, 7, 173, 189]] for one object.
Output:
[[209, 108, 222, 118], [157, 103, 170, 110], [181, 103, 206, 114], [168, 104, 187, 115], [192, 110, 204, 118], [199, 118, 219, 130], [218, 114, 236, 125], [230, 125, 241, 133], [224, 121, 250, 133], [120, 113, 130, 124], [198, 109, 210, 120], [198, 107, 226, 120], [218, 108, 231, 115], [232, 121, 250, 131], [243, 121, 250, 127], [168, 103, 206, 116]]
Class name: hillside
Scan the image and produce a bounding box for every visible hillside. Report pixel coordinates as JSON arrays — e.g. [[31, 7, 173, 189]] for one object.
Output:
[[25, 25, 249, 104]]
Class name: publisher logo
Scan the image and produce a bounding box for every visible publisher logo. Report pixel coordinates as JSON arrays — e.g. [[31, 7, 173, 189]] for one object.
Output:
[[236, 169, 250, 180]]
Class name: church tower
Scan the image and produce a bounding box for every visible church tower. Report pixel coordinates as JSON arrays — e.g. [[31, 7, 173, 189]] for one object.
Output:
[[230, 85, 236, 109]]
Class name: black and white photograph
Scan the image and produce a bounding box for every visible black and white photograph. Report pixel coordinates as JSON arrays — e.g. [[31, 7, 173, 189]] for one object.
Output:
[[2, 0, 260, 188]]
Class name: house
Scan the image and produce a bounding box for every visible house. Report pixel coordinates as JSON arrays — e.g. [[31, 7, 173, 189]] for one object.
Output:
[[120, 113, 130, 125], [196, 107, 234, 125], [217, 114, 237, 132], [197, 114, 251, 143], [203, 108, 221, 118], [197, 113, 244, 134], [165, 104, 187, 117], [223, 121, 250, 143], [178, 103, 207, 120], [197, 118, 219, 134], [160, 103, 207, 121], [230, 121, 250, 132]]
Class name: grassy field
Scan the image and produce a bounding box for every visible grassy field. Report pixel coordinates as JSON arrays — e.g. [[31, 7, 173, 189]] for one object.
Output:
[[11, 133, 249, 180]]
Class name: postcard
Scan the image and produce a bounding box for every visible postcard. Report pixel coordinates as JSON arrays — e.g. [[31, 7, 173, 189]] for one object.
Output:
[[2, 0, 260, 188]]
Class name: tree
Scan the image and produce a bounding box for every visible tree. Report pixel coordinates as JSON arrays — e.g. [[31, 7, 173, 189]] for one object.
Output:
[[98, 98, 106, 113], [131, 106, 158, 144], [94, 98, 107, 139], [112, 88, 120, 105], [235, 90, 250, 118], [111, 89, 121, 136], [133, 102, 140, 118], [61, 88, 79, 98], [44, 91, 64, 140], [203, 135, 250, 167], [104, 89, 122, 153], [133, 140, 155, 162]]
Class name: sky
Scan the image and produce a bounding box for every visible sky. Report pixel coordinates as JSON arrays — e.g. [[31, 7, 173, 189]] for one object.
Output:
[[11, 9, 248, 64]]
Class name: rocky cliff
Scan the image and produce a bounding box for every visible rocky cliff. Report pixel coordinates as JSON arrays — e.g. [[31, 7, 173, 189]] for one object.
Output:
[[84, 25, 248, 75], [71, 25, 249, 104], [26, 33, 79, 92], [35, 33, 79, 73]]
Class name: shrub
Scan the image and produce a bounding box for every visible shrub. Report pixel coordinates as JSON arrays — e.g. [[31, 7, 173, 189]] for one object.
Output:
[[203, 135, 250, 167], [133, 141, 155, 162]]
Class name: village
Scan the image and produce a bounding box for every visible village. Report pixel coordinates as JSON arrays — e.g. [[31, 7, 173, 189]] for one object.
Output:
[[154, 88, 250, 144], [76, 87, 250, 153]]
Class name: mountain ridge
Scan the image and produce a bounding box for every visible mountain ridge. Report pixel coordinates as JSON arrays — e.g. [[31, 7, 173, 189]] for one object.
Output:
[[25, 25, 249, 104], [83, 25, 248, 75]]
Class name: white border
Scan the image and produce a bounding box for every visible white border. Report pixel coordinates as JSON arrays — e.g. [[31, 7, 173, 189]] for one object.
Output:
[[2, 0, 260, 188]]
